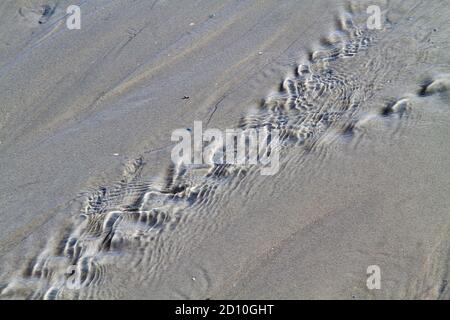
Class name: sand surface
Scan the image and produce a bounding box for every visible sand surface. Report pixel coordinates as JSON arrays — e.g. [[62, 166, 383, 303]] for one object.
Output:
[[0, 0, 449, 299]]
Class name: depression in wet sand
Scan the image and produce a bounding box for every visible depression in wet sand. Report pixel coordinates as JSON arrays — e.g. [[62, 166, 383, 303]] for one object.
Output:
[[0, 0, 449, 303]]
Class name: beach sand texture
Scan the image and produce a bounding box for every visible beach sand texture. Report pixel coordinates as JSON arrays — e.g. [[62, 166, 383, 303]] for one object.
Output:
[[0, 0, 449, 299]]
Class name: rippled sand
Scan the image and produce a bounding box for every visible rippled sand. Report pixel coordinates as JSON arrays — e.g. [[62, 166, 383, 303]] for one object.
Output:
[[0, 0, 449, 299]]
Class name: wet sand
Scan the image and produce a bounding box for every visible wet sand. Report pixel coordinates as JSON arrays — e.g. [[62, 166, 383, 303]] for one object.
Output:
[[0, 0, 449, 299]]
